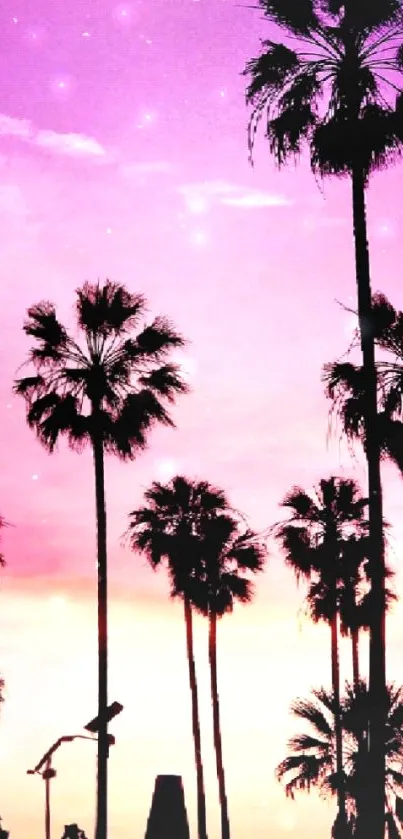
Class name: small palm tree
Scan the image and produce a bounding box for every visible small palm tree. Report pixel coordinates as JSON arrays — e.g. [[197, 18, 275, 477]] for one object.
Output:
[[339, 560, 397, 692], [184, 513, 266, 839], [325, 292, 403, 473], [276, 681, 403, 839], [244, 7, 403, 829], [14, 281, 188, 839], [274, 476, 369, 833], [126, 476, 229, 839]]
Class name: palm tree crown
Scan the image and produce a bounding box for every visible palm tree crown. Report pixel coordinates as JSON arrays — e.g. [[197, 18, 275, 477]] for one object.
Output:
[[244, 0, 403, 180], [275, 476, 369, 587], [126, 475, 229, 575], [174, 511, 266, 618], [126, 475, 266, 610], [276, 681, 403, 836], [325, 293, 403, 472], [14, 280, 188, 455]]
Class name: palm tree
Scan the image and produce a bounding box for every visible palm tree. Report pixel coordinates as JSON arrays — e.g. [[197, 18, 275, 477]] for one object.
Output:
[[14, 281, 188, 839], [339, 559, 397, 692], [126, 476, 230, 839], [244, 6, 403, 830], [126, 477, 266, 839], [276, 681, 403, 839], [274, 476, 369, 835], [186, 513, 266, 839], [325, 292, 403, 473]]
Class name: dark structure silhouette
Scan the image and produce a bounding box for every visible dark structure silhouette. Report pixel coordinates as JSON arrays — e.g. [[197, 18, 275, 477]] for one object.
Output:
[[61, 825, 88, 839], [14, 281, 188, 839], [27, 732, 109, 839], [144, 775, 190, 839], [0, 818, 9, 839], [244, 5, 403, 836]]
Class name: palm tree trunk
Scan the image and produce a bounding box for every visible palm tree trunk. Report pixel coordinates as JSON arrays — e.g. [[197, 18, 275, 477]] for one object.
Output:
[[92, 427, 108, 839], [209, 612, 230, 839], [351, 164, 386, 839], [184, 597, 208, 839], [352, 628, 360, 691], [331, 611, 346, 836]]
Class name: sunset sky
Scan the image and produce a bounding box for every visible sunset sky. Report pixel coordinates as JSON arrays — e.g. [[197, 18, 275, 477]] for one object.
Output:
[[1, 1, 403, 838]]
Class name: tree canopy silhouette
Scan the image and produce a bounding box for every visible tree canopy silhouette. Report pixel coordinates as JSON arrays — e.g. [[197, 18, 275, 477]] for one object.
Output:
[[244, 5, 403, 831], [127, 476, 266, 839], [276, 681, 403, 839], [325, 292, 403, 474], [274, 476, 369, 835], [14, 280, 188, 839]]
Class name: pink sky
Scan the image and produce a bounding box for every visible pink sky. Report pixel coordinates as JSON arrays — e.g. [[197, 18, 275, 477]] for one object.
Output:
[[0, 1, 403, 838]]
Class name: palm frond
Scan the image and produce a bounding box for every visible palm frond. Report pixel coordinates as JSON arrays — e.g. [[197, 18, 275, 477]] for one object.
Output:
[[24, 302, 68, 350], [290, 695, 334, 737], [136, 317, 186, 358], [138, 363, 190, 401], [276, 753, 326, 798], [110, 390, 174, 458], [76, 281, 146, 337], [258, 0, 320, 34], [288, 732, 330, 753], [281, 486, 320, 520], [275, 523, 315, 580]]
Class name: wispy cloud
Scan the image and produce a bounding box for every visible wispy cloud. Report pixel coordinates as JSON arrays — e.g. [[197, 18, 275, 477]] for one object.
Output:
[[0, 115, 32, 139], [35, 130, 106, 158], [179, 180, 293, 213], [222, 191, 291, 208], [120, 160, 173, 178], [0, 112, 106, 160]]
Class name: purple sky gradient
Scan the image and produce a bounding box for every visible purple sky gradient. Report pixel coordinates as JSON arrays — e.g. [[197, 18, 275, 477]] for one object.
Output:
[[0, 1, 403, 837]]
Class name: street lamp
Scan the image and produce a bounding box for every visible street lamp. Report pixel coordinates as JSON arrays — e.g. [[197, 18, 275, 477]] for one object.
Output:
[[27, 733, 115, 839]]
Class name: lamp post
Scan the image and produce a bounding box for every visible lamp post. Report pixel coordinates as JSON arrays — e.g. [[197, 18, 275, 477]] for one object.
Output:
[[27, 733, 115, 839]]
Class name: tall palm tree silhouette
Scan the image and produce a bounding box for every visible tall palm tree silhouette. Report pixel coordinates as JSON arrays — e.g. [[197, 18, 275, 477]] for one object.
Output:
[[276, 681, 403, 839], [126, 476, 229, 839], [244, 6, 403, 830], [274, 476, 368, 835], [14, 281, 187, 839], [186, 512, 266, 839], [127, 477, 266, 839]]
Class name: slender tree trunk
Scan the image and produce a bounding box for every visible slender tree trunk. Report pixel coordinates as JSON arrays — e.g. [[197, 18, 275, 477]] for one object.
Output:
[[184, 597, 208, 839], [92, 427, 108, 839], [331, 611, 347, 837], [351, 164, 386, 839], [209, 612, 230, 839], [352, 628, 360, 691]]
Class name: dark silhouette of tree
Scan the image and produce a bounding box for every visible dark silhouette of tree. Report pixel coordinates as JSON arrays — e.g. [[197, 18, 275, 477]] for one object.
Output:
[[244, 6, 403, 831], [184, 512, 266, 839], [276, 681, 403, 839], [325, 292, 403, 474], [274, 477, 368, 836], [126, 477, 266, 839], [14, 281, 188, 839], [339, 562, 397, 692], [126, 476, 229, 839]]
